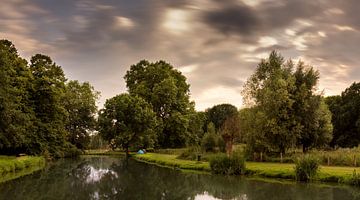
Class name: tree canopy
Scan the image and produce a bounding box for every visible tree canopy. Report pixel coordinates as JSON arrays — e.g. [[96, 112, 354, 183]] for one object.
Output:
[[242, 51, 332, 153], [98, 94, 157, 152], [124, 60, 194, 148]]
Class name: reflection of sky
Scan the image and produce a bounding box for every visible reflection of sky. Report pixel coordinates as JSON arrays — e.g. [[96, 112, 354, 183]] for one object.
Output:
[[195, 192, 248, 200], [86, 166, 118, 183]]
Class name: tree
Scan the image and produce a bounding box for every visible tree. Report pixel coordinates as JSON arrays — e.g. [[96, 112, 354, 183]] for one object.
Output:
[[206, 104, 238, 131], [124, 60, 193, 148], [292, 64, 332, 152], [187, 111, 207, 145], [242, 51, 332, 153], [220, 114, 241, 155], [64, 80, 100, 150], [242, 51, 299, 153], [98, 94, 157, 154], [28, 54, 69, 156], [201, 123, 218, 152], [325, 95, 343, 146], [326, 83, 360, 147], [0, 40, 34, 154]]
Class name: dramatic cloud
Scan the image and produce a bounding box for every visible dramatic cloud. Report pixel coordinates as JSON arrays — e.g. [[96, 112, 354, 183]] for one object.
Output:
[[1, 0, 360, 110]]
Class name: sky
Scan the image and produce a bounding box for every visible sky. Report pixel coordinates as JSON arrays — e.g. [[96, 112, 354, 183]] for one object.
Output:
[[1, 0, 360, 111]]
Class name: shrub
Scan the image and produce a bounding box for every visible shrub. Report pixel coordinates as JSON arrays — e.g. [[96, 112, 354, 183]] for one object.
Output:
[[345, 170, 360, 186], [294, 155, 320, 182], [201, 132, 218, 152], [177, 146, 201, 160], [209, 153, 246, 175]]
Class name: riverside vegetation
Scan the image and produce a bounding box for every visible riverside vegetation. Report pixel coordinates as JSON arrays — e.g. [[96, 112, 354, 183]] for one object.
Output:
[[2, 39, 360, 187]]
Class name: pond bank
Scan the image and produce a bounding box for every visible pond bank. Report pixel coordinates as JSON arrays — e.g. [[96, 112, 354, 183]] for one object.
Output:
[[134, 153, 360, 185], [0, 156, 45, 183]]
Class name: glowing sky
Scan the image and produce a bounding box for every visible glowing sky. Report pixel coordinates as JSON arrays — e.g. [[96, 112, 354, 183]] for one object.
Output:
[[1, 0, 360, 110]]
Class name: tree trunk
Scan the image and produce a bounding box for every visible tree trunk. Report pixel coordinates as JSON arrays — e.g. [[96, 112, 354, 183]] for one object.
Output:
[[226, 140, 233, 156]]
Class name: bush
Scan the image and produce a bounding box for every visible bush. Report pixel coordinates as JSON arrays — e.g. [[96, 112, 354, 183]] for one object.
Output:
[[345, 170, 360, 186], [209, 153, 246, 175], [177, 146, 201, 160], [201, 132, 218, 152], [294, 155, 320, 182]]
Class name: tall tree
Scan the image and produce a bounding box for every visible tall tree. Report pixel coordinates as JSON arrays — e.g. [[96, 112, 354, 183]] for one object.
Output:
[[242, 51, 332, 153], [98, 94, 157, 154], [29, 54, 69, 156], [0, 40, 34, 154], [326, 83, 360, 147], [124, 60, 193, 148], [242, 51, 299, 153], [206, 104, 238, 131], [64, 80, 100, 150], [292, 63, 332, 152]]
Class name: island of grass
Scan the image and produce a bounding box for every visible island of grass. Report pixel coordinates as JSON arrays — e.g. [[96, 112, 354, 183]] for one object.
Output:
[[0, 156, 45, 183], [133, 153, 360, 185]]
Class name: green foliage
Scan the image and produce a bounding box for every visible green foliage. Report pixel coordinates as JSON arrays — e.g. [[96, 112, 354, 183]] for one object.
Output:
[[0, 40, 34, 154], [209, 153, 246, 175], [177, 146, 201, 160], [346, 170, 360, 186], [98, 94, 157, 152], [124, 60, 194, 148], [242, 51, 333, 153], [0, 39, 99, 157], [294, 155, 320, 182], [201, 123, 218, 152], [64, 80, 100, 150], [206, 104, 238, 131], [326, 82, 360, 147]]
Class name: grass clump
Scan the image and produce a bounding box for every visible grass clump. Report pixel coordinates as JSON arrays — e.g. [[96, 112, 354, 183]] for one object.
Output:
[[209, 153, 246, 175], [294, 155, 320, 182]]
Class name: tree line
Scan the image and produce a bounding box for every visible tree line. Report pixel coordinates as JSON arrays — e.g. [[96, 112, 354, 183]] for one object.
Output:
[[2, 39, 360, 157], [0, 40, 99, 157]]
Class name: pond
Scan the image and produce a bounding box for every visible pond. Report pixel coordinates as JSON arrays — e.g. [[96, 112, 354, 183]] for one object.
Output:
[[0, 156, 359, 200]]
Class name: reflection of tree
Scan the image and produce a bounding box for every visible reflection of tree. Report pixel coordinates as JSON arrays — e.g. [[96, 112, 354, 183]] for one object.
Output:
[[0, 156, 359, 200]]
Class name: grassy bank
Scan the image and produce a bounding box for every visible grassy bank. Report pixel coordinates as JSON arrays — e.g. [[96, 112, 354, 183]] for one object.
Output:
[[134, 153, 360, 184], [84, 149, 125, 156], [0, 156, 45, 183]]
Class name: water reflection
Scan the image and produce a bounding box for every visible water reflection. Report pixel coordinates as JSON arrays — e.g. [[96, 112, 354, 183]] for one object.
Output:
[[0, 156, 360, 200]]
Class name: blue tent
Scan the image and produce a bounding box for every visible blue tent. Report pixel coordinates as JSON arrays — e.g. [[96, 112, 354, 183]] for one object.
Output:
[[137, 149, 144, 154]]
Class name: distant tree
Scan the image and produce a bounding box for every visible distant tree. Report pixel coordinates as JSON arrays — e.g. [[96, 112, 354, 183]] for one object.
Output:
[[124, 60, 193, 148], [220, 114, 241, 155], [98, 94, 156, 154], [187, 111, 207, 146], [239, 107, 268, 154], [0, 40, 34, 154], [325, 95, 343, 146], [206, 104, 238, 131], [326, 83, 360, 147], [64, 80, 100, 150], [201, 123, 218, 152]]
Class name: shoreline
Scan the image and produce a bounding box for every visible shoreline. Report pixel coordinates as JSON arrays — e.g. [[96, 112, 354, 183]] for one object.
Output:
[[133, 153, 359, 186], [0, 156, 45, 183]]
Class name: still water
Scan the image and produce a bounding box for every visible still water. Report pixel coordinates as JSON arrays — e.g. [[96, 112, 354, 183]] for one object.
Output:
[[0, 156, 360, 200]]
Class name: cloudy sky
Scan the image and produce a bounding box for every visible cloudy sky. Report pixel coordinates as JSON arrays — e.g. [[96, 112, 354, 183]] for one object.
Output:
[[1, 0, 359, 110]]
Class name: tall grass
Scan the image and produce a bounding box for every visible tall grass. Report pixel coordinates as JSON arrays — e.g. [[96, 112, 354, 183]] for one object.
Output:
[[294, 155, 320, 182], [0, 156, 45, 175], [209, 152, 246, 175]]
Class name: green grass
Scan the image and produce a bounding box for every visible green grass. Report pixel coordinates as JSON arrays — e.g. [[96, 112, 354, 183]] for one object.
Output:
[[84, 149, 126, 155], [0, 156, 45, 183], [134, 153, 360, 184]]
